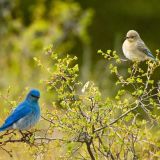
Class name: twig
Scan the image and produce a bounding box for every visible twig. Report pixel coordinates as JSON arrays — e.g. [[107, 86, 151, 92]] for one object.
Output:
[[94, 103, 140, 132]]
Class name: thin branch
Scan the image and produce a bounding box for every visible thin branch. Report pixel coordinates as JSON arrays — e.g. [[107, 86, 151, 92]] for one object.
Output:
[[86, 142, 95, 160], [0, 146, 12, 157], [94, 103, 140, 132]]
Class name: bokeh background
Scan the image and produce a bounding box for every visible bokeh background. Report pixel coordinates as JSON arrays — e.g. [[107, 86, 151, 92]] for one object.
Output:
[[0, 0, 160, 98], [0, 0, 160, 159]]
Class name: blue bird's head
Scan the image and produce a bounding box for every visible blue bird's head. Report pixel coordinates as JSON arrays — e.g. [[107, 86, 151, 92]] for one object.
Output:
[[26, 89, 40, 102]]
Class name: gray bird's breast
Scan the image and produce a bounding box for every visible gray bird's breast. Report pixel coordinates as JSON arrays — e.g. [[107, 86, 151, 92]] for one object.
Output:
[[122, 41, 147, 61]]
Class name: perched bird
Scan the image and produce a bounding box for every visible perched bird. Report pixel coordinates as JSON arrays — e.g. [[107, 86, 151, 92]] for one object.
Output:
[[122, 30, 156, 61], [0, 89, 40, 131]]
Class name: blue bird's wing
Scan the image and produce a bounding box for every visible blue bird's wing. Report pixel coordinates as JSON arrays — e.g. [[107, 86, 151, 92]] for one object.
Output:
[[0, 102, 32, 131], [137, 41, 155, 59]]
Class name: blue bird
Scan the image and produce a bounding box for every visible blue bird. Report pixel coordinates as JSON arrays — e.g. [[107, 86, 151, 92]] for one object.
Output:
[[0, 89, 40, 131]]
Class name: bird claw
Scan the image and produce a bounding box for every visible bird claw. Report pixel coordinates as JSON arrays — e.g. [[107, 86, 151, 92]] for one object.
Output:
[[19, 130, 34, 139]]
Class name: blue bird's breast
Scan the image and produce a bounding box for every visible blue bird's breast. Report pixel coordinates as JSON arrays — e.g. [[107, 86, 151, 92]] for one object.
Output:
[[13, 103, 40, 130]]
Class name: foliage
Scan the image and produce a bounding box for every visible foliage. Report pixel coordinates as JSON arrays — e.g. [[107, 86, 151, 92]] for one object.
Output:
[[1, 0, 160, 159], [1, 46, 160, 159], [0, 0, 93, 92]]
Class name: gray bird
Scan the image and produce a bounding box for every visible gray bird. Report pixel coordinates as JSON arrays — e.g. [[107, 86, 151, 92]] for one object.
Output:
[[122, 30, 156, 61]]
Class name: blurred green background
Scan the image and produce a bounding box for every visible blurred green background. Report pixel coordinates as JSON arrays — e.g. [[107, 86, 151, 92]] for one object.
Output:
[[0, 0, 160, 98], [0, 0, 160, 159]]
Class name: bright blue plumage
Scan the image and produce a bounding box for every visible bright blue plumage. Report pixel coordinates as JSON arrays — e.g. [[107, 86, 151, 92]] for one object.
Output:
[[0, 89, 40, 131]]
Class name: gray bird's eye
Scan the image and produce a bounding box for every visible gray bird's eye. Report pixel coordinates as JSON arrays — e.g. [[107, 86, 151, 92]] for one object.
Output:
[[130, 36, 135, 39]]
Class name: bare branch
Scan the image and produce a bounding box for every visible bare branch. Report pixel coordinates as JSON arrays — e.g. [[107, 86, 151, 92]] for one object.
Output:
[[94, 103, 140, 132]]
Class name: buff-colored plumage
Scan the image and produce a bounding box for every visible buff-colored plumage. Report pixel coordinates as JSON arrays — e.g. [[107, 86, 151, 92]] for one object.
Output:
[[122, 30, 155, 61]]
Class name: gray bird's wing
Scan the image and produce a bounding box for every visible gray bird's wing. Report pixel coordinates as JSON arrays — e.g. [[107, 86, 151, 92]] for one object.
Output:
[[137, 40, 155, 59]]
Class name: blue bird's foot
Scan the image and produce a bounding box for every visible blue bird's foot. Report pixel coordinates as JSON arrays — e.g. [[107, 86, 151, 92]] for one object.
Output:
[[19, 130, 34, 139]]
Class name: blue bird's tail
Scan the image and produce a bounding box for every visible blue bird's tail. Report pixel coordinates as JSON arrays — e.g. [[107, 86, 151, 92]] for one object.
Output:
[[0, 124, 10, 132], [0, 127, 6, 132]]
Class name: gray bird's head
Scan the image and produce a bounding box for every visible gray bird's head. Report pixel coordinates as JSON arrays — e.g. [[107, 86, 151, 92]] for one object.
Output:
[[125, 30, 140, 42], [26, 89, 40, 102]]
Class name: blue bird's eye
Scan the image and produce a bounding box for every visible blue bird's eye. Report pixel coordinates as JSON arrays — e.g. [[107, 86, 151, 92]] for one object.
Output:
[[31, 94, 39, 98]]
